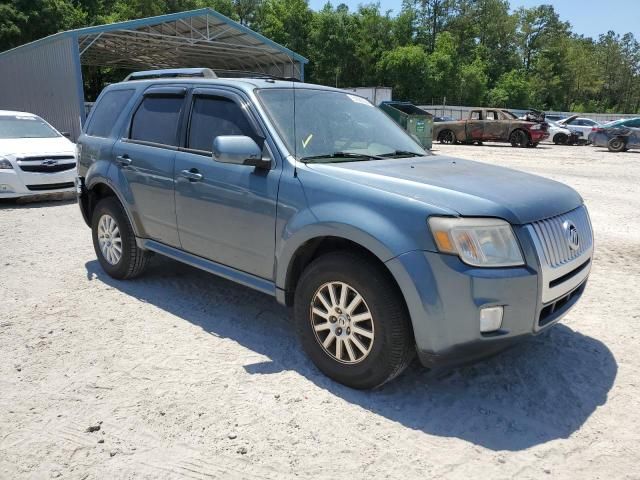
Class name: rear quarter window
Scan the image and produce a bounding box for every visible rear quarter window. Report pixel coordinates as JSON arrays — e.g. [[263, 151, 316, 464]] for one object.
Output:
[[86, 89, 134, 138]]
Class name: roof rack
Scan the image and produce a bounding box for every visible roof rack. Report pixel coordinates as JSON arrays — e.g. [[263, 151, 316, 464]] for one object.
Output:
[[124, 68, 217, 81], [214, 70, 300, 82]]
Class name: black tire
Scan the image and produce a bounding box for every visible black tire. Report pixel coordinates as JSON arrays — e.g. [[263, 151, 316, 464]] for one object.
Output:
[[294, 251, 415, 389], [608, 137, 626, 153], [438, 129, 456, 144], [553, 133, 568, 145], [509, 129, 529, 148], [91, 197, 150, 279]]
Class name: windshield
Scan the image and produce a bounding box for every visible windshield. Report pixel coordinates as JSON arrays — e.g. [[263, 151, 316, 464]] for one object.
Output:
[[256, 88, 427, 162], [0, 115, 60, 139]]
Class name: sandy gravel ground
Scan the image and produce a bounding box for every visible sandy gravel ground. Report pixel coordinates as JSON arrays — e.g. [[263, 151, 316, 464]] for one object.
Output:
[[1, 143, 639, 480]]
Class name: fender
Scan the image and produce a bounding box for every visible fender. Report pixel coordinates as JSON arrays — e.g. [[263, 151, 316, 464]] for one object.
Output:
[[275, 200, 433, 290], [84, 161, 143, 238]]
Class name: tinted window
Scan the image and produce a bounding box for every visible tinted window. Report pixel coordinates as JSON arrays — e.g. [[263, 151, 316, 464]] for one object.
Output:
[[627, 119, 640, 128], [188, 96, 256, 152], [130, 96, 184, 146], [86, 89, 134, 137]]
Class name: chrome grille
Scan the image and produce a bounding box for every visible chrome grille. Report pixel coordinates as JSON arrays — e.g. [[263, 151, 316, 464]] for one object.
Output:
[[530, 205, 592, 268]]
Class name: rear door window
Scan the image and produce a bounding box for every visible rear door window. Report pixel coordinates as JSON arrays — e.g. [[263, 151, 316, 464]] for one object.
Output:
[[187, 96, 257, 152], [86, 89, 134, 138], [130, 95, 185, 146]]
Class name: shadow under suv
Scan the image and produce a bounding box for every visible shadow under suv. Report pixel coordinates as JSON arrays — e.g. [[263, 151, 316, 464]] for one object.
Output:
[[76, 68, 593, 389]]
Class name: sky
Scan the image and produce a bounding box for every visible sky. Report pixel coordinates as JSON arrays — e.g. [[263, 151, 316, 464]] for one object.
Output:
[[307, 0, 639, 40]]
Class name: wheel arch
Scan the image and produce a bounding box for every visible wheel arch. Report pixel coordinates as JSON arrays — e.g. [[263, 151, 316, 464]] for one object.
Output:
[[85, 180, 141, 237], [280, 234, 409, 316]]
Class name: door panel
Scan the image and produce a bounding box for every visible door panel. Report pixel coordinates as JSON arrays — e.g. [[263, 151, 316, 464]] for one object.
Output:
[[112, 141, 180, 247], [174, 90, 280, 280], [466, 110, 484, 140], [110, 89, 185, 247], [483, 111, 510, 140], [466, 121, 484, 140], [174, 153, 278, 279]]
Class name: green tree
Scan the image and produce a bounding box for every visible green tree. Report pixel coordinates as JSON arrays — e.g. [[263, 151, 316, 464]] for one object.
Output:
[[487, 70, 530, 108], [307, 3, 359, 86], [427, 31, 459, 103], [257, 0, 311, 56], [458, 57, 488, 105], [0, 0, 86, 50], [377, 45, 430, 102]]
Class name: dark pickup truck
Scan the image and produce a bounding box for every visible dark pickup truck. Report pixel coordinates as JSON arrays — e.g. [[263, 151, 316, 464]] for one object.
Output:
[[433, 108, 549, 148]]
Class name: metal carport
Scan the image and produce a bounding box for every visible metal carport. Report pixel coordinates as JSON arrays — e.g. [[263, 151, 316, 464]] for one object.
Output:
[[0, 9, 308, 140]]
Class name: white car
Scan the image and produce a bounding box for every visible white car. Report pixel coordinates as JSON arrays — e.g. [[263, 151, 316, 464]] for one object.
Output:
[[556, 115, 601, 142], [0, 111, 76, 198], [548, 121, 574, 144]]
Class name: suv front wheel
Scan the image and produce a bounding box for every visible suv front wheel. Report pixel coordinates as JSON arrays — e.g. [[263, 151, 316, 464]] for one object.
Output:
[[91, 197, 150, 279], [294, 251, 414, 389]]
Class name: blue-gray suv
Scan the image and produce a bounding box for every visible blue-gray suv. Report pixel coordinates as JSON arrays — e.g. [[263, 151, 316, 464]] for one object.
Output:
[[76, 68, 593, 389]]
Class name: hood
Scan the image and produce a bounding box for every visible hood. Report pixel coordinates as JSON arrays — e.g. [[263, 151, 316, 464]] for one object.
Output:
[[558, 114, 578, 125], [306, 156, 583, 225], [0, 137, 75, 157]]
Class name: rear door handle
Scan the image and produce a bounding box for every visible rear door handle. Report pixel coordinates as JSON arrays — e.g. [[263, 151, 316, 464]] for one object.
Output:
[[180, 169, 203, 182], [116, 155, 132, 166]]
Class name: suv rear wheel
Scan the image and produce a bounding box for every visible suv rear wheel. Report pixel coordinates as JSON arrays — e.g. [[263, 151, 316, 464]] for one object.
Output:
[[91, 197, 149, 279], [294, 251, 414, 389]]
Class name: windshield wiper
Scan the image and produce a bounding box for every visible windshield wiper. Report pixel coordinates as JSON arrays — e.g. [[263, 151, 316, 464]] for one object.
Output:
[[300, 151, 385, 162], [379, 150, 425, 158]]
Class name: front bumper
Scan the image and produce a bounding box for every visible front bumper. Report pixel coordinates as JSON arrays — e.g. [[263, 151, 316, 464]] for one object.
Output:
[[0, 168, 75, 198], [385, 214, 592, 369]]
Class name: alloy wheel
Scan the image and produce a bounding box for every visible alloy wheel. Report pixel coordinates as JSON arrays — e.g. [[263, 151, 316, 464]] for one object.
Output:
[[97, 214, 123, 265], [310, 281, 375, 364]]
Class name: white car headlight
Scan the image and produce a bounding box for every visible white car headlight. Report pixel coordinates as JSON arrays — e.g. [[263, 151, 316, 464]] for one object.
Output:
[[429, 217, 524, 267], [0, 157, 14, 169]]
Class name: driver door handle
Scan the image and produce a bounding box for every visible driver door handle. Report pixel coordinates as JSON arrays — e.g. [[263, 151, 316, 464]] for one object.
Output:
[[180, 169, 203, 182], [116, 155, 132, 166]]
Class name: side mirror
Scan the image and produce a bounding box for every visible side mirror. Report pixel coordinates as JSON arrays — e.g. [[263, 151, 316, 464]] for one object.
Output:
[[212, 135, 270, 168], [61, 132, 71, 139]]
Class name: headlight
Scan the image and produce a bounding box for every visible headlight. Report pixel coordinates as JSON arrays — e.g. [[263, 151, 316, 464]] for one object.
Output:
[[429, 217, 524, 267], [0, 157, 14, 169]]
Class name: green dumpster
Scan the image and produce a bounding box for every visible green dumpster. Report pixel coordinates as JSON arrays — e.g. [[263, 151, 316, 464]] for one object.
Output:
[[379, 101, 433, 150]]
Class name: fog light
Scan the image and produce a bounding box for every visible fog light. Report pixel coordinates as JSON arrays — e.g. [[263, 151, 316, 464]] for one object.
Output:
[[0, 184, 14, 193], [480, 306, 503, 333]]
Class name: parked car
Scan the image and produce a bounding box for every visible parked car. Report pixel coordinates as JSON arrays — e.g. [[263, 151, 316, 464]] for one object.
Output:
[[77, 68, 593, 389], [548, 121, 574, 145], [0, 110, 76, 198], [433, 108, 549, 147], [591, 125, 640, 152], [589, 117, 640, 147], [556, 116, 600, 143], [548, 121, 587, 145]]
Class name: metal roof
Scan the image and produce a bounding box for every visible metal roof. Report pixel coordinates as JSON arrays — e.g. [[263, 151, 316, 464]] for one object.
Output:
[[0, 8, 308, 78]]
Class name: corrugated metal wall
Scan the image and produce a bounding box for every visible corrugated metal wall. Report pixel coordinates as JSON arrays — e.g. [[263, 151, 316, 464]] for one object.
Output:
[[0, 36, 83, 140]]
